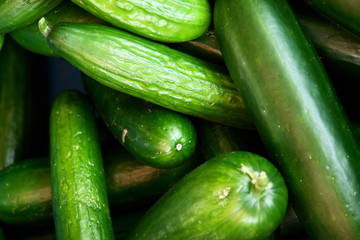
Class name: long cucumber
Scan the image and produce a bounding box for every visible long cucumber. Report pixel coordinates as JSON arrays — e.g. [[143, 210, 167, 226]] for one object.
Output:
[[50, 90, 113, 239], [38, 20, 253, 129], [214, 0, 360, 239]]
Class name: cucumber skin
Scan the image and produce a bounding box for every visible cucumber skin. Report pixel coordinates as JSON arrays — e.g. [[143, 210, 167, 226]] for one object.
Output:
[[304, 0, 360, 38], [84, 76, 197, 168], [10, 1, 108, 57], [214, 0, 360, 239], [0, 158, 52, 225], [128, 151, 288, 240], [0, 0, 63, 34], [50, 90, 113, 240], [39, 21, 253, 129], [71, 0, 211, 43], [0, 37, 31, 170]]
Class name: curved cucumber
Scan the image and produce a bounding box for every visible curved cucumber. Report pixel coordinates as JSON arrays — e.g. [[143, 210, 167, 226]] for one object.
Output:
[[84, 75, 197, 168], [0, 0, 63, 34], [128, 151, 288, 240], [50, 90, 113, 240], [71, 0, 211, 43], [214, 0, 360, 239], [0, 158, 52, 225], [10, 1, 108, 57], [39, 20, 253, 129], [304, 0, 360, 38], [0, 36, 32, 170]]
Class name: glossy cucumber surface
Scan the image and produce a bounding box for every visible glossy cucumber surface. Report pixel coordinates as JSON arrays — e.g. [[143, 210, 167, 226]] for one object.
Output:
[[71, 0, 211, 42], [84, 76, 197, 168], [39, 20, 253, 129], [0, 158, 52, 225], [10, 1, 108, 57], [0, 0, 63, 34], [214, 0, 360, 239], [128, 151, 288, 240], [0, 37, 31, 170], [50, 90, 113, 240]]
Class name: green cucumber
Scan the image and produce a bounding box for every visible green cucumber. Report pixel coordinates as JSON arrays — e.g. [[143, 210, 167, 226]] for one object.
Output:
[[71, 0, 211, 43], [0, 36, 32, 170], [214, 0, 360, 239], [10, 1, 108, 57], [0, 34, 4, 50], [0, 158, 52, 225], [304, 0, 360, 38], [0, 0, 63, 34], [84, 75, 197, 168], [50, 90, 113, 240], [128, 151, 288, 240], [38, 20, 253, 129]]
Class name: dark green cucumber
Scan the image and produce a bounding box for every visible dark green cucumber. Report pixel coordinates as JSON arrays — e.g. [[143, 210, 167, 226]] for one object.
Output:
[[304, 0, 360, 38], [0, 34, 4, 50], [0, 158, 52, 225], [214, 0, 360, 239], [71, 0, 211, 43], [0, 0, 63, 34], [84, 75, 197, 168], [0, 36, 32, 170], [10, 1, 108, 57], [128, 151, 288, 240], [50, 90, 113, 239]]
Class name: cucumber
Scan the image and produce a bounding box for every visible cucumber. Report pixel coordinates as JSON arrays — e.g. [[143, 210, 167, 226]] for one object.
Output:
[[38, 20, 253, 129], [10, 1, 108, 57], [0, 158, 52, 225], [0, 36, 32, 170], [84, 75, 197, 168], [0, 0, 63, 34], [0, 34, 4, 50], [71, 0, 211, 43], [304, 0, 360, 38], [127, 151, 288, 240], [50, 90, 113, 240], [214, 0, 360, 239]]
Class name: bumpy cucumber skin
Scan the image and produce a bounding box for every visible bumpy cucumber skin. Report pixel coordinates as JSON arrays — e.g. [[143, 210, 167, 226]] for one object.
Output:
[[10, 1, 108, 57], [128, 151, 288, 240], [0, 158, 52, 224], [304, 0, 360, 38], [84, 76, 197, 168], [50, 90, 113, 240], [39, 21, 252, 129], [214, 0, 360, 239], [0, 0, 63, 34], [0, 37, 31, 170], [71, 0, 211, 43]]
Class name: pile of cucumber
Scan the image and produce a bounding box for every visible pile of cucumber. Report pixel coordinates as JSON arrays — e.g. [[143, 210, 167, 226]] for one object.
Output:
[[1, 0, 360, 239]]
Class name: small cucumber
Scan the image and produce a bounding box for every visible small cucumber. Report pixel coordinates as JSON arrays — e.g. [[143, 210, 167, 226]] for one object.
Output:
[[50, 90, 113, 240], [128, 151, 288, 240], [38, 20, 253, 129], [214, 0, 360, 239], [0, 158, 52, 225], [0, 36, 32, 170], [10, 1, 108, 57], [84, 75, 197, 168], [71, 0, 211, 43], [0, 0, 63, 34]]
